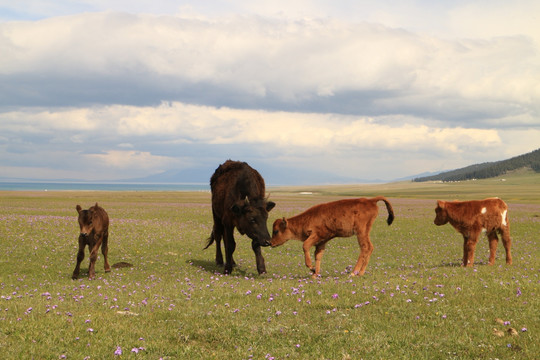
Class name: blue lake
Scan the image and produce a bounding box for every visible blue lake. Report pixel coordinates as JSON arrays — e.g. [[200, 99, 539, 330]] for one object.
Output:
[[0, 182, 210, 192]]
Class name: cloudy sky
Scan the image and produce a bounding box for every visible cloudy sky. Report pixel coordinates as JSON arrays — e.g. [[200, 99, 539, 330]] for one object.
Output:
[[1, 1, 539, 184]]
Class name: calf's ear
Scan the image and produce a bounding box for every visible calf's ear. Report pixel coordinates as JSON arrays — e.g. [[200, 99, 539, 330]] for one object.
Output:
[[76, 205, 82, 214], [436, 200, 445, 209], [279, 217, 288, 230], [266, 201, 276, 212]]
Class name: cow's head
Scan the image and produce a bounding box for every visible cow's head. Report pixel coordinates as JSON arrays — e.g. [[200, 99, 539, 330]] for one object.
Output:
[[433, 200, 449, 226], [76, 203, 98, 237], [270, 217, 293, 247], [231, 197, 276, 247]]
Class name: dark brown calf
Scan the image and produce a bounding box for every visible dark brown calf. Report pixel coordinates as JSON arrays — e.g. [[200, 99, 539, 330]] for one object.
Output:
[[271, 196, 394, 277], [205, 160, 275, 275], [72, 203, 111, 280], [434, 198, 512, 267]]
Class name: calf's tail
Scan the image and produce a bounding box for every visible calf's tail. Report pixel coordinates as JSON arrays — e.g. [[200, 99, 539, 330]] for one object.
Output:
[[374, 196, 395, 225]]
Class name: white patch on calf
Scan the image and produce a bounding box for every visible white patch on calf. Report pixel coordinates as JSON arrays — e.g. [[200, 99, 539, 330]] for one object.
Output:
[[501, 210, 508, 226], [481, 207, 487, 214]]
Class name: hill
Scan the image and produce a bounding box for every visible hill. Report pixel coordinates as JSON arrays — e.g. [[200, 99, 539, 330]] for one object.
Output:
[[413, 148, 540, 182]]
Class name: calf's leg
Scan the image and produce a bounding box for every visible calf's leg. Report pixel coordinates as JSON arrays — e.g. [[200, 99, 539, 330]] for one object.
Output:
[[102, 231, 111, 273], [462, 232, 479, 267], [72, 237, 86, 279], [351, 232, 374, 276], [302, 234, 320, 274], [500, 226, 512, 265], [312, 243, 326, 278], [88, 233, 104, 280], [487, 231, 499, 265]]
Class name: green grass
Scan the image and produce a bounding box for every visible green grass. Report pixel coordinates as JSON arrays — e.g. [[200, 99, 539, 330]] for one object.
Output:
[[1, 178, 539, 359]]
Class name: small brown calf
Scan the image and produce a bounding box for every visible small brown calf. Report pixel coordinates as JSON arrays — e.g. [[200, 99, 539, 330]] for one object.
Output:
[[72, 203, 111, 280], [434, 198, 512, 267], [270, 197, 394, 277]]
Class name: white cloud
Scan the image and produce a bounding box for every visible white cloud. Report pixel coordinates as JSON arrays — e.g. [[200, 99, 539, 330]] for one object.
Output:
[[1, 12, 538, 113], [0, 3, 539, 183], [0, 102, 536, 182], [85, 150, 176, 170]]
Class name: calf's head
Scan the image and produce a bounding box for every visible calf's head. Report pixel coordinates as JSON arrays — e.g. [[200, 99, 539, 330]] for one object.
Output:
[[231, 197, 276, 247], [433, 200, 449, 226], [270, 218, 293, 247], [76, 204, 97, 237]]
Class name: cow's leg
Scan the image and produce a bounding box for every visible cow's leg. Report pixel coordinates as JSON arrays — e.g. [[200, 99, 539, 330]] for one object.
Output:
[[88, 234, 104, 280], [351, 231, 374, 276], [102, 230, 111, 273], [463, 232, 479, 267], [252, 241, 266, 275], [72, 237, 86, 279], [223, 227, 236, 274], [312, 243, 326, 278], [500, 225, 512, 265], [213, 223, 224, 265], [487, 230, 499, 265], [302, 234, 320, 275]]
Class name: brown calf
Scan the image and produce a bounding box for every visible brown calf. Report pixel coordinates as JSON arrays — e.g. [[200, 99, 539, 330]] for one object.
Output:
[[434, 198, 512, 267], [72, 203, 111, 280], [270, 197, 394, 277]]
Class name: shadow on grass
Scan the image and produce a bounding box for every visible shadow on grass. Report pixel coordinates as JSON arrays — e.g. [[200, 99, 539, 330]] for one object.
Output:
[[433, 259, 495, 267], [188, 258, 265, 277], [435, 261, 464, 267]]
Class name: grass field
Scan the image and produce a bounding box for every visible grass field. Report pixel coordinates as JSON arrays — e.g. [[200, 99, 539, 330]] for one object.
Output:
[[1, 174, 539, 359]]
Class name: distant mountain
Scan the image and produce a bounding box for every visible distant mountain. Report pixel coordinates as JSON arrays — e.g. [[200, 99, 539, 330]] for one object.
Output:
[[126, 163, 384, 186], [413, 148, 540, 182], [393, 171, 442, 182]]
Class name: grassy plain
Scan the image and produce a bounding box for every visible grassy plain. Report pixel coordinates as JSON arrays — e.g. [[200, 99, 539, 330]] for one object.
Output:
[[1, 174, 539, 359]]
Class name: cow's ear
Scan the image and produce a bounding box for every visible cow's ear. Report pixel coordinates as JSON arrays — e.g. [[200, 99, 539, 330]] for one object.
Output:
[[231, 203, 242, 216], [437, 200, 445, 209], [266, 201, 276, 212], [76, 205, 82, 214]]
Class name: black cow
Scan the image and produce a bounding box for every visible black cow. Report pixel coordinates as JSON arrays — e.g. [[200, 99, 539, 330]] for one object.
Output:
[[72, 203, 111, 280], [205, 160, 275, 274]]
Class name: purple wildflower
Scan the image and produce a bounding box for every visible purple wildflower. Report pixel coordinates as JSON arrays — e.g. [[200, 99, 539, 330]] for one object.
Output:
[[114, 346, 122, 356]]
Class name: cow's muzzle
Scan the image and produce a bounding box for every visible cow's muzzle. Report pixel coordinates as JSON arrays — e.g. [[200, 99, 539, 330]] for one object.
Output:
[[260, 239, 271, 247]]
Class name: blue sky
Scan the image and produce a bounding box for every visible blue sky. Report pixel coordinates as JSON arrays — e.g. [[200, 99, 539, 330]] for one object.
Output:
[[1, 1, 539, 183]]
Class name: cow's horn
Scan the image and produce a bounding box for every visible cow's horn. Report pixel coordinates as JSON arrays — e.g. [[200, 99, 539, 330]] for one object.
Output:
[[244, 196, 250, 205]]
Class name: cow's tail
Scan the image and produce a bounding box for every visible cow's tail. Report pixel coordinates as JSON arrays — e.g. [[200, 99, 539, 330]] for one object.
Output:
[[204, 231, 215, 250], [374, 196, 395, 225]]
